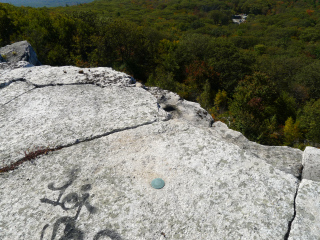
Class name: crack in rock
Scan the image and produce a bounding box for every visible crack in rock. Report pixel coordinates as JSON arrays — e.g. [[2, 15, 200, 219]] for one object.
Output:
[[33, 82, 100, 88], [284, 166, 304, 240], [0, 78, 28, 89], [1, 80, 117, 105], [0, 120, 157, 174], [2, 87, 34, 106]]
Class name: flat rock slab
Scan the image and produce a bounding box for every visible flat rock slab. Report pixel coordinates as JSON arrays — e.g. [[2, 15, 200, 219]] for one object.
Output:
[[0, 120, 298, 240], [288, 147, 320, 239], [0, 83, 168, 166], [302, 146, 320, 182], [288, 179, 320, 240], [213, 121, 303, 178], [0, 80, 34, 105], [0, 65, 135, 87]]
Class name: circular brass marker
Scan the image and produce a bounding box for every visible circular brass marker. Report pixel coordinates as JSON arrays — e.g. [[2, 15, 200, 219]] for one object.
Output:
[[151, 178, 165, 189]]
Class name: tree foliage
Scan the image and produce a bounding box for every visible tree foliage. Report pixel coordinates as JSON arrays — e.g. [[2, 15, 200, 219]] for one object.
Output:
[[299, 99, 320, 144]]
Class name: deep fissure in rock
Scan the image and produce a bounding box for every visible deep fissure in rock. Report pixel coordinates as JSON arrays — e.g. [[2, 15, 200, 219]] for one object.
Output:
[[1, 77, 110, 91], [33, 82, 101, 88], [0, 120, 157, 173], [284, 166, 303, 240], [0, 78, 27, 89]]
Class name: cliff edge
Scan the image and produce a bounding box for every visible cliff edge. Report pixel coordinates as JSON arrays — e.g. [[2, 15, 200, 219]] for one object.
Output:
[[0, 41, 319, 240]]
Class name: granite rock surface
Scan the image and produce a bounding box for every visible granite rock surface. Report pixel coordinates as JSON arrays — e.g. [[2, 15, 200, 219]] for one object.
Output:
[[288, 147, 320, 240], [0, 40, 41, 66], [0, 42, 319, 240]]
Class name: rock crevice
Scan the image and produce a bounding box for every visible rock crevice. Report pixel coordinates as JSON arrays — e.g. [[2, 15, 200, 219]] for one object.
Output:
[[284, 165, 303, 240], [285, 147, 320, 239], [0, 120, 158, 174], [0, 77, 28, 89]]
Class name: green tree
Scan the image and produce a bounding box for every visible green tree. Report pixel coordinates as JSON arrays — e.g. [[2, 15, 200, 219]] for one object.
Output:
[[103, 20, 161, 80], [0, 5, 15, 46], [208, 10, 231, 25], [294, 61, 320, 99], [184, 60, 219, 102], [21, 9, 55, 63], [206, 39, 255, 92], [299, 99, 320, 144], [198, 79, 214, 111], [146, 66, 177, 92], [229, 73, 283, 144], [283, 117, 301, 146], [254, 44, 267, 55], [214, 89, 228, 114]]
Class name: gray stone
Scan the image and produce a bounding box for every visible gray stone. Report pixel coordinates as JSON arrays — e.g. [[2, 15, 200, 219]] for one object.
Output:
[[0, 120, 298, 240], [302, 146, 320, 182], [0, 65, 135, 87], [0, 40, 41, 66], [288, 147, 320, 239], [0, 66, 168, 166], [0, 60, 34, 71], [212, 121, 303, 178], [0, 80, 34, 105], [288, 179, 320, 240], [148, 87, 214, 128]]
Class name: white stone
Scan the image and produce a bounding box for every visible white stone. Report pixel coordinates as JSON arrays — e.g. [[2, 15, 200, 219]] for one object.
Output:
[[0, 65, 135, 87], [0, 40, 41, 66], [148, 87, 214, 128], [0, 82, 168, 166], [302, 146, 320, 181], [0, 120, 298, 240], [212, 121, 303, 178], [289, 179, 320, 240]]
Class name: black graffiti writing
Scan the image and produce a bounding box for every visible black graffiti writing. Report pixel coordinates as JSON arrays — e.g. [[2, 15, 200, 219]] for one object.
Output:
[[93, 229, 123, 240], [40, 169, 96, 218], [42, 217, 84, 240], [41, 188, 96, 219], [40, 169, 122, 240], [40, 222, 123, 240]]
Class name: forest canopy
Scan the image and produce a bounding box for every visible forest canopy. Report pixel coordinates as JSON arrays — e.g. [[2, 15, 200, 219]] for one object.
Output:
[[0, 0, 94, 8], [1, 0, 320, 148]]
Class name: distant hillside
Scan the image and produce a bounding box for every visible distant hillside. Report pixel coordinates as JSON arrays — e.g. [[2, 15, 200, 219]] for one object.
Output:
[[1, 0, 320, 148], [0, 0, 94, 7]]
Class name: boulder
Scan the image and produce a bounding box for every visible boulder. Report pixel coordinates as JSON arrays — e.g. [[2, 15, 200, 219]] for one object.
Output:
[[302, 146, 320, 181], [0, 42, 318, 240], [147, 87, 214, 128], [288, 179, 320, 240], [0, 40, 41, 66], [288, 147, 320, 239], [0, 60, 34, 71], [212, 121, 303, 178]]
